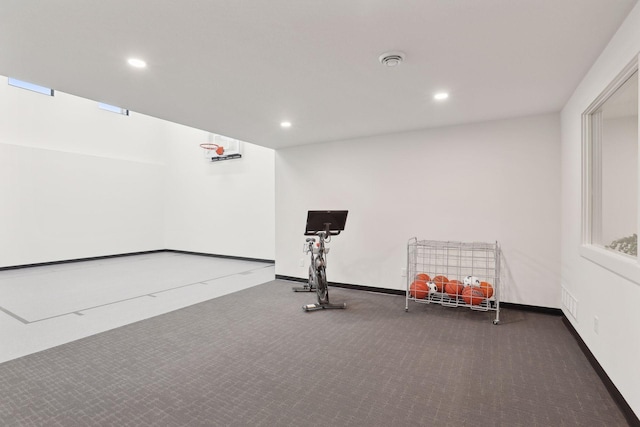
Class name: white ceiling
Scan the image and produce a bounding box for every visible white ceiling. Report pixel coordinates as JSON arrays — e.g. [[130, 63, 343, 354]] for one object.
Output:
[[0, 1, 637, 149]]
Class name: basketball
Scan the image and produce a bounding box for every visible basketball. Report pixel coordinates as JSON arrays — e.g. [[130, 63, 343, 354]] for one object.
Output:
[[463, 275, 481, 287], [216, 146, 225, 155], [444, 280, 464, 298], [415, 273, 430, 282], [478, 281, 494, 298], [462, 286, 484, 305], [432, 275, 448, 292], [409, 280, 429, 299]]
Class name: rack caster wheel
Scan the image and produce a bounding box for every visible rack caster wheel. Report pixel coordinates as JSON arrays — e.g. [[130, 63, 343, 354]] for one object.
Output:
[[493, 320, 500, 325]]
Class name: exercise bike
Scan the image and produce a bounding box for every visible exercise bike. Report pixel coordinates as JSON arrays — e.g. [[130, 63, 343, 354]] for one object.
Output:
[[299, 210, 348, 312]]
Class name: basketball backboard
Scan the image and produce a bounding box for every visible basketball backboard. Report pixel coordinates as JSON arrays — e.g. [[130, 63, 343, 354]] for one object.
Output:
[[202, 133, 242, 162]]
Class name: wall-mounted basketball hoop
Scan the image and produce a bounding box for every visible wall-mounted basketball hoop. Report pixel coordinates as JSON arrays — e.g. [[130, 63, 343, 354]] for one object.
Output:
[[200, 134, 242, 162], [200, 143, 225, 155]]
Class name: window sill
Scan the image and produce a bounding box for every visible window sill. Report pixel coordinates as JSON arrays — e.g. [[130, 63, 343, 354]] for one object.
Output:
[[580, 245, 640, 285]]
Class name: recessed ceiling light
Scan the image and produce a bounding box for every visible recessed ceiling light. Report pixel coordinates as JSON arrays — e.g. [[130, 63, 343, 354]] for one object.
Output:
[[280, 121, 292, 128], [127, 58, 147, 68], [434, 92, 449, 100]]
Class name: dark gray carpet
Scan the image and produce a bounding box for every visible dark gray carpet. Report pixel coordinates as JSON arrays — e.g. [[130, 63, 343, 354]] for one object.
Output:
[[0, 280, 629, 426]]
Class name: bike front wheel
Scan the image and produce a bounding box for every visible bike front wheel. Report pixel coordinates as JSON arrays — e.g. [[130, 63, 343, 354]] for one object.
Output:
[[316, 267, 329, 305], [308, 266, 318, 290]]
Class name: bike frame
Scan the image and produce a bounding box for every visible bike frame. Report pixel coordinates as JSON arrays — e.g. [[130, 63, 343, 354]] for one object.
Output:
[[308, 232, 329, 304], [302, 231, 344, 311]]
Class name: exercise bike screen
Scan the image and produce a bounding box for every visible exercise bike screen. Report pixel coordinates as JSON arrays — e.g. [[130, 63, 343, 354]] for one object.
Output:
[[305, 210, 348, 235]]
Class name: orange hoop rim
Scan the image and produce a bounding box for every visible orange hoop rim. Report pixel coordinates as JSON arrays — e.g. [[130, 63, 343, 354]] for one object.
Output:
[[200, 143, 220, 150]]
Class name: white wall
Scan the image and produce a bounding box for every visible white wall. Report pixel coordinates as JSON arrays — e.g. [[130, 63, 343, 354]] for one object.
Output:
[[0, 76, 276, 267], [275, 113, 561, 308], [163, 126, 275, 260], [561, 0, 640, 415], [560, 2, 640, 418], [0, 79, 166, 267], [0, 143, 165, 266]]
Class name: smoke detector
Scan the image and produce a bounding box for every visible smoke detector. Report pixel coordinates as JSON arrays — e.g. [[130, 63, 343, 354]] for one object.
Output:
[[379, 51, 405, 67]]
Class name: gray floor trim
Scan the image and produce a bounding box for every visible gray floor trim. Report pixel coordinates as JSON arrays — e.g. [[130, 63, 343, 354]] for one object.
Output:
[[0, 249, 274, 271], [0, 250, 166, 271]]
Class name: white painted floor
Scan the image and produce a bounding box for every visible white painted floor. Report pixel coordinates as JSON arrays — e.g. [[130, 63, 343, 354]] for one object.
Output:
[[0, 252, 274, 364]]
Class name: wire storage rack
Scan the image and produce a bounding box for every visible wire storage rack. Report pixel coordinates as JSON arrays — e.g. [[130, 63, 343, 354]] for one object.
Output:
[[405, 238, 501, 324]]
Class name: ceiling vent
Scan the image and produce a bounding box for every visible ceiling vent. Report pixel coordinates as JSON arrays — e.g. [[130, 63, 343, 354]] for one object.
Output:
[[379, 51, 405, 67]]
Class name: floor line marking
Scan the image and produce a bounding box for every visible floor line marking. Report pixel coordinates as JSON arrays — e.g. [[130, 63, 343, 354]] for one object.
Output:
[[1, 265, 275, 324], [0, 306, 30, 324]]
